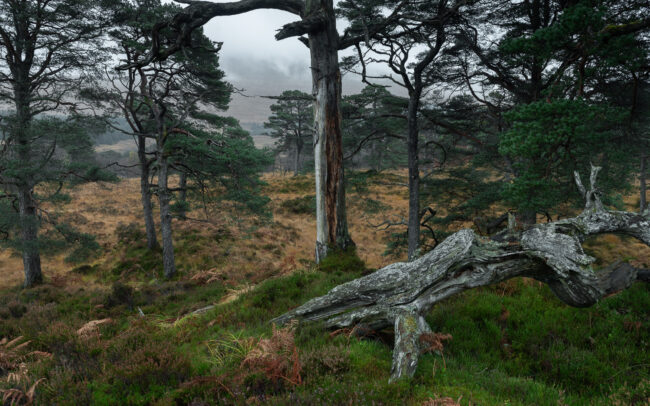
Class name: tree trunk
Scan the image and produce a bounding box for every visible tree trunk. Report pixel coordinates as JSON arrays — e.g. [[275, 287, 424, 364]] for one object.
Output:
[[407, 95, 421, 261], [14, 84, 43, 288], [18, 185, 43, 288], [309, 0, 353, 262], [374, 140, 383, 172], [294, 140, 302, 176], [157, 133, 176, 279], [275, 166, 650, 381], [640, 156, 647, 213], [138, 135, 158, 250], [336, 167, 354, 250]]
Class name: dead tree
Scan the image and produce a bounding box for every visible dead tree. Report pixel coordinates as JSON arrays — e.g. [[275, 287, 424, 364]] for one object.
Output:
[[274, 165, 650, 382]]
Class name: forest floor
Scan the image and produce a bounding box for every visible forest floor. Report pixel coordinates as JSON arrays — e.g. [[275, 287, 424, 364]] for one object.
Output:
[[0, 172, 649, 405]]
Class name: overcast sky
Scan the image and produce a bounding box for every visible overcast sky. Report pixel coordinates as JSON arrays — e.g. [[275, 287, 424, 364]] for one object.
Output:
[[203, 9, 311, 90], [186, 4, 374, 123], [162, 1, 404, 125]]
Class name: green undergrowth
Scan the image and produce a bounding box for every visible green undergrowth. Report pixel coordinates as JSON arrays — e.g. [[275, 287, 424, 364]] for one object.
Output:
[[88, 223, 236, 283], [0, 264, 648, 404], [271, 175, 314, 194], [279, 195, 316, 215], [318, 247, 367, 274]]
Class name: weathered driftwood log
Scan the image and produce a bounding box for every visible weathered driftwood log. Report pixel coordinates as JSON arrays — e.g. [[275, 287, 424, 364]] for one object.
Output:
[[273, 166, 650, 382]]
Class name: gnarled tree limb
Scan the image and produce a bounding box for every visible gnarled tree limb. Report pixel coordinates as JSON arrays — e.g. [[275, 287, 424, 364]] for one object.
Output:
[[274, 166, 650, 382]]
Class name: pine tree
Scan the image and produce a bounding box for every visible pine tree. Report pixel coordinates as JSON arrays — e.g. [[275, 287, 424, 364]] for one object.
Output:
[[0, 0, 115, 287], [89, 0, 270, 278], [264, 90, 313, 176], [454, 0, 649, 223], [341, 86, 406, 171]]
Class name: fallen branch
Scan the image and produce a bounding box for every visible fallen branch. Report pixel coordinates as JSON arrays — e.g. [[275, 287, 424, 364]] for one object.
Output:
[[274, 165, 650, 382]]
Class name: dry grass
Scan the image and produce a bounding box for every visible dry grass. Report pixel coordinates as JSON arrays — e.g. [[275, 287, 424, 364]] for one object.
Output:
[[1, 171, 649, 290], [0, 172, 412, 289]]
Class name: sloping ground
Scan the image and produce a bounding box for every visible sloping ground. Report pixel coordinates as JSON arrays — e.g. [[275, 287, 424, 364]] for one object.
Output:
[[0, 172, 412, 289], [3, 171, 649, 288], [0, 172, 648, 404]]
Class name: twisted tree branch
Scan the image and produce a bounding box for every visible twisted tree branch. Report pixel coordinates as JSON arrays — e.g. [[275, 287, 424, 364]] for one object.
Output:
[[274, 166, 650, 381]]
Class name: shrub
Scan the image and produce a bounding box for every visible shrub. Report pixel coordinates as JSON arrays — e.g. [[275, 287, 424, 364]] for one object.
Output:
[[318, 248, 365, 274], [300, 345, 350, 379], [241, 323, 302, 386], [280, 195, 316, 215], [6, 301, 26, 318], [104, 282, 134, 309], [115, 223, 146, 244]]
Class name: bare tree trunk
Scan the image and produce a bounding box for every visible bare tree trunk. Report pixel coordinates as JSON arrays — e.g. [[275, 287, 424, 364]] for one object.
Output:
[[157, 132, 176, 279], [138, 135, 158, 250], [407, 95, 421, 261], [641, 156, 647, 213], [275, 166, 650, 382], [312, 66, 329, 262], [374, 141, 383, 172], [14, 86, 43, 288], [18, 185, 42, 288], [309, 0, 353, 262]]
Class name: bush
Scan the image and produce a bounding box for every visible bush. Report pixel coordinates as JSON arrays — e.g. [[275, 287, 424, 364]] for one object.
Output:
[[104, 282, 134, 309], [6, 301, 27, 318], [115, 223, 146, 244], [301, 345, 350, 379], [280, 195, 316, 215], [318, 248, 365, 274]]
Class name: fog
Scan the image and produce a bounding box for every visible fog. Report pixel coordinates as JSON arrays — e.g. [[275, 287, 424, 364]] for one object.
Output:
[[200, 7, 379, 124]]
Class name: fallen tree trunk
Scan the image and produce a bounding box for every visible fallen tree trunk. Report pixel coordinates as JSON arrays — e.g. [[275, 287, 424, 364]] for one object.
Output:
[[273, 166, 650, 382]]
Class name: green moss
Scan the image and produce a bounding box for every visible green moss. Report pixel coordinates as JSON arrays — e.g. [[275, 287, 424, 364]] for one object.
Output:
[[318, 247, 366, 274]]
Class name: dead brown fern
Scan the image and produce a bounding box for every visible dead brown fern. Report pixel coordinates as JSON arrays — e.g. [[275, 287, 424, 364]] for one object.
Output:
[[241, 323, 302, 386], [190, 268, 224, 285], [419, 332, 453, 369], [0, 337, 32, 373], [1, 377, 46, 406], [419, 332, 453, 355], [422, 395, 462, 406], [0, 337, 51, 405]]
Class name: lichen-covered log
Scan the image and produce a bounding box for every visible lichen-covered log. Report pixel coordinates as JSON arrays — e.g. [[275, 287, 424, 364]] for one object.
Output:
[[273, 166, 650, 381]]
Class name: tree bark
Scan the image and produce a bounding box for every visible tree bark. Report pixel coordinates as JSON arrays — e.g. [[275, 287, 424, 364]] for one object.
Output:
[[294, 140, 302, 176], [14, 83, 43, 288], [308, 0, 353, 262], [157, 130, 177, 279], [407, 95, 421, 261], [336, 167, 354, 250], [18, 185, 43, 288], [275, 166, 650, 381], [138, 135, 159, 250]]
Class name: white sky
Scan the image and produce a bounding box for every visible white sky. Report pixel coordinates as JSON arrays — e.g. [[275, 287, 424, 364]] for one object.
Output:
[[203, 9, 310, 86], [165, 1, 394, 123]]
